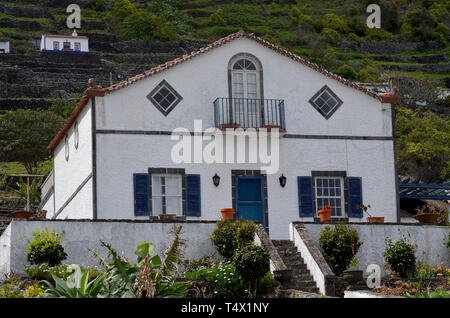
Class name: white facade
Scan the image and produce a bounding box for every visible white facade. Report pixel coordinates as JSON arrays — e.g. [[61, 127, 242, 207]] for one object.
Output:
[[43, 34, 399, 239], [0, 41, 10, 54], [40, 34, 89, 53]]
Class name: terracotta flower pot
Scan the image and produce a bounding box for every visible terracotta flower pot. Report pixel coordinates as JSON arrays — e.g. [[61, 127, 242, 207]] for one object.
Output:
[[366, 217, 384, 223], [318, 207, 332, 222], [413, 213, 440, 224], [220, 123, 240, 130], [12, 210, 32, 219], [262, 125, 281, 132], [343, 269, 363, 284], [220, 208, 235, 221], [158, 214, 177, 221]]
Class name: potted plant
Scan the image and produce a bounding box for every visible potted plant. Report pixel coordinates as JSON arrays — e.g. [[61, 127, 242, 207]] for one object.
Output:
[[413, 202, 442, 224], [262, 124, 281, 132], [318, 205, 332, 222], [220, 120, 240, 130], [220, 208, 235, 221], [360, 204, 384, 223], [158, 214, 177, 221], [343, 256, 363, 284]]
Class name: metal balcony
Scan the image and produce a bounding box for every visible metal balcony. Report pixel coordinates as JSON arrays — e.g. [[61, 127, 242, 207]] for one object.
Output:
[[213, 98, 286, 131]]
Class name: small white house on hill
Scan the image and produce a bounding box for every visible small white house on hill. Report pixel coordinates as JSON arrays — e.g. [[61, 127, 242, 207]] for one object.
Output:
[[40, 31, 89, 53], [40, 31, 400, 239], [0, 41, 10, 54]]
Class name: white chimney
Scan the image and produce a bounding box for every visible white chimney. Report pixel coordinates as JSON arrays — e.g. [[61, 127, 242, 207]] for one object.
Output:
[[72, 29, 78, 37]]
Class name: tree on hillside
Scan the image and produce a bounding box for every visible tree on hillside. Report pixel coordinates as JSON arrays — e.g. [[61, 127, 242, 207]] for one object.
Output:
[[0, 110, 64, 174], [396, 107, 450, 182]]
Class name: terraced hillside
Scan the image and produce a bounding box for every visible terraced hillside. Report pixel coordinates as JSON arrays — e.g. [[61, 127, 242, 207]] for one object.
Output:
[[0, 0, 448, 112]]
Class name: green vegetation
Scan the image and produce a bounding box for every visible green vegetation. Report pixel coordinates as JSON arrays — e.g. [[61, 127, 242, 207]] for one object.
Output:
[[25, 229, 67, 267], [318, 223, 363, 276], [210, 219, 256, 260], [383, 232, 417, 278], [396, 107, 450, 181], [0, 109, 64, 174]]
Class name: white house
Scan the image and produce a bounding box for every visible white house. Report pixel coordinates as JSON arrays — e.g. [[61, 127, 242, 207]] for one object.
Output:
[[40, 31, 400, 239], [0, 41, 10, 54], [40, 31, 89, 53]]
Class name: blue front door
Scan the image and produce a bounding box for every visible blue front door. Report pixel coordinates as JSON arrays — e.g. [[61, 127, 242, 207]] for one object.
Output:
[[235, 176, 265, 227]]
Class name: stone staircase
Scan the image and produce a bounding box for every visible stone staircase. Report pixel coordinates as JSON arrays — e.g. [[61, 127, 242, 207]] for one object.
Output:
[[272, 240, 320, 294]]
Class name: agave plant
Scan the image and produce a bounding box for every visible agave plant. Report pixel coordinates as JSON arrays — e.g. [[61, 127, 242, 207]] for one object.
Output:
[[42, 265, 104, 298], [96, 226, 189, 298]]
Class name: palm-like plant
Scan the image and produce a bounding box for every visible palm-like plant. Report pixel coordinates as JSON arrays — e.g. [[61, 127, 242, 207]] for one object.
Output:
[[42, 265, 104, 298]]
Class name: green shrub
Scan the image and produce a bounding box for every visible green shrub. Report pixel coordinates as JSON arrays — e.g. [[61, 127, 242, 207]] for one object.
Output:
[[211, 219, 237, 259], [25, 229, 67, 267], [347, 32, 361, 43], [26, 263, 74, 281], [383, 234, 417, 278], [185, 261, 246, 297], [318, 224, 363, 276], [183, 255, 216, 273], [321, 28, 340, 44], [210, 220, 256, 260], [209, 8, 226, 26], [336, 64, 358, 80], [232, 244, 270, 297], [0, 283, 23, 298], [236, 221, 256, 246]]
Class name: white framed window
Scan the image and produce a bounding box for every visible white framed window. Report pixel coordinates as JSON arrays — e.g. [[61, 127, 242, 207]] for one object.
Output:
[[151, 174, 182, 216], [53, 41, 59, 50], [74, 42, 81, 51], [314, 177, 345, 217], [64, 135, 69, 161], [74, 121, 79, 149]]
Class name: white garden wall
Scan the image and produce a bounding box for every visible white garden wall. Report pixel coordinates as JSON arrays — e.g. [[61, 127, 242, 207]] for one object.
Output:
[[0, 220, 219, 276], [299, 222, 450, 276]]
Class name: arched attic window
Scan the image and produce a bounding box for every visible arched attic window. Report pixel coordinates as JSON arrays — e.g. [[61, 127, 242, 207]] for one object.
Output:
[[227, 53, 264, 127], [228, 53, 263, 101]]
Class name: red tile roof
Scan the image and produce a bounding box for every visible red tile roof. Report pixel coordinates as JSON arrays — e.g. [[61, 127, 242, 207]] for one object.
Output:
[[47, 87, 104, 151], [48, 31, 394, 151]]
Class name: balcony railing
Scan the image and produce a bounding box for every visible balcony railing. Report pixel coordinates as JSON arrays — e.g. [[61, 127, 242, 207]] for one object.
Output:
[[213, 98, 286, 131]]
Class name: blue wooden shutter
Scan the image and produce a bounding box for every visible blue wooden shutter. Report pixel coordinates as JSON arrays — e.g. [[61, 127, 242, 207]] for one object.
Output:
[[298, 176, 315, 217], [185, 174, 201, 217], [133, 173, 150, 216], [347, 177, 363, 218]]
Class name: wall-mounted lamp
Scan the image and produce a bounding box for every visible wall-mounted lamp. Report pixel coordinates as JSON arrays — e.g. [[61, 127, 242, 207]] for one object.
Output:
[[279, 174, 287, 188], [212, 173, 220, 187]]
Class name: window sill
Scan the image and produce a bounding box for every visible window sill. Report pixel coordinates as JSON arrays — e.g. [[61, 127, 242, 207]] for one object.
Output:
[[313, 217, 349, 223]]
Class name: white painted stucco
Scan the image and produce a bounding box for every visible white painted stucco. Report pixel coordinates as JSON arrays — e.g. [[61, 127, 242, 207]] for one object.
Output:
[[52, 101, 92, 219], [0, 220, 218, 276], [47, 36, 398, 239]]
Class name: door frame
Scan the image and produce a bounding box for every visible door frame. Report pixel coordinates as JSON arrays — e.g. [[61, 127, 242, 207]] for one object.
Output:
[[231, 170, 269, 230]]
